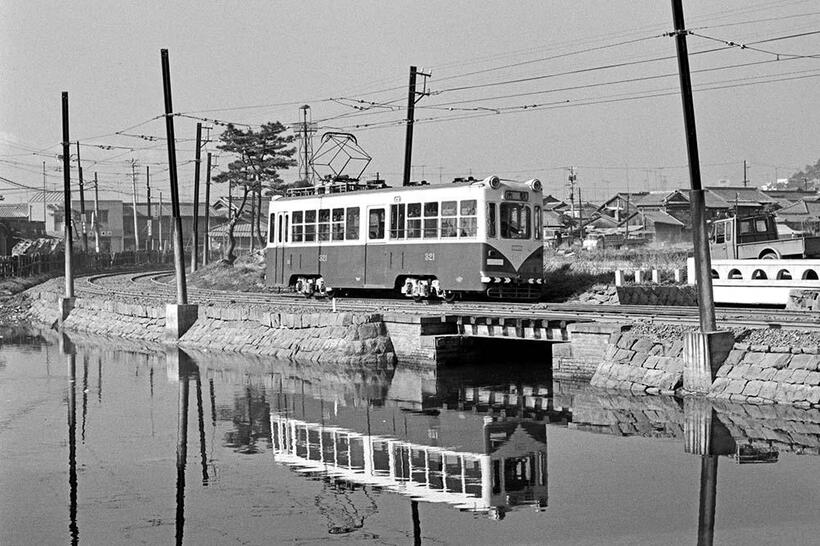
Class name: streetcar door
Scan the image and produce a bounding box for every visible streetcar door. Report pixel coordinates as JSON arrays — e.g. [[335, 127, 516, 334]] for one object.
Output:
[[273, 212, 287, 285], [364, 206, 387, 287]]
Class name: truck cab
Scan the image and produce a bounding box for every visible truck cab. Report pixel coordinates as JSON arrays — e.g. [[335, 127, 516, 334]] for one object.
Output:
[[709, 213, 820, 259], [709, 214, 777, 259]]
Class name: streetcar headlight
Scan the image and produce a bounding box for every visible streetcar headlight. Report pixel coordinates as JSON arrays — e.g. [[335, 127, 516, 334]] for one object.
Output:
[[527, 178, 542, 192], [484, 175, 501, 190]]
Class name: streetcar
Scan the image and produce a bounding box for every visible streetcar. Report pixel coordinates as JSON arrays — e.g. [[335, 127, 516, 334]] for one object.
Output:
[[265, 176, 545, 301]]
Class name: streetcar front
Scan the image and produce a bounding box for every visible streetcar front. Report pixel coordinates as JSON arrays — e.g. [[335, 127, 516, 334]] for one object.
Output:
[[479, 177, 544, 299]]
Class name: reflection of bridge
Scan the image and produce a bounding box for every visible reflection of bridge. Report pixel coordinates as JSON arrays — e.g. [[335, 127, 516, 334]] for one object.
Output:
[[270, 413, 548, 518]]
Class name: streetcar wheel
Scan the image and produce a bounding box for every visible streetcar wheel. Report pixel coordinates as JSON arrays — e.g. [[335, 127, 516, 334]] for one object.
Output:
[[442, 290, 457, 303], [760, 251, 778, 260]]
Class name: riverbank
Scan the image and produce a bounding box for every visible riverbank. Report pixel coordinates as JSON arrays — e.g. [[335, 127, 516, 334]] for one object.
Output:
[[24, 278, 395, 367], [590, 321, 820, 408]]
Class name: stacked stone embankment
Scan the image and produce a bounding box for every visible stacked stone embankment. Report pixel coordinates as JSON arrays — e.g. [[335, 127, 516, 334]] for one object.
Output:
[[182, 307, 393, 366], [615, 284, 697, 306], [24, 278, 395, 366], [589, 325, 688, 394], [710, 340, 820, 407], [589, 321, 820, 408]]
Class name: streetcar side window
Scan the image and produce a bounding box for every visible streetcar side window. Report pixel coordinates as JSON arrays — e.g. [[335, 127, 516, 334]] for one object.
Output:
[[423, 202, 439, 238], [407, 203, 422, 239], [277, 214, 283, 243], [318, 208, 331, 241], [369, 208, 385, 239], [332, 208, 345, 241], [459, 199, 477, 238], [346, 207, 360, 240], [390, 203, 406, 239], [268, 213, 276, 244], [487, 203, 497, 238], [441, 200, 457, 238], [500, 203, 531, 239], [304, 210, 317, 242], [292, 210, 304, 242]]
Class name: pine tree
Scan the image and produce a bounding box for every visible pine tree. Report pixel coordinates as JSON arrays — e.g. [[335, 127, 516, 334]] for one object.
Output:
[[213, 122, 296, 263]]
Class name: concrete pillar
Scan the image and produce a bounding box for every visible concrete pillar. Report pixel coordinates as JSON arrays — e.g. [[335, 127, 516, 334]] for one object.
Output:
[[651, 269, 660, 284], [58, 297, 76, 323], [682, 330, 734, 393], [166, 304, 199, 340], [634, 270, 643, 284], [614, 270, 624, 287]]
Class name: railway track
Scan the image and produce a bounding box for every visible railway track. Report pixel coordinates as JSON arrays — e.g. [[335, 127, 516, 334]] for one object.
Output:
[[77, 270, 820, 331]]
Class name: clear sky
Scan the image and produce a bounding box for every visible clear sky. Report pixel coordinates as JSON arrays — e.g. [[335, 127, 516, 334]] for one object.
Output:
[[2, 0, 819, 205]]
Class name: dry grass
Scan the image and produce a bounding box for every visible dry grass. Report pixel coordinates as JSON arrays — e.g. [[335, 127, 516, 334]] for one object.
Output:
[[187, 251, 269, 292], [541, 247, 690, 301]]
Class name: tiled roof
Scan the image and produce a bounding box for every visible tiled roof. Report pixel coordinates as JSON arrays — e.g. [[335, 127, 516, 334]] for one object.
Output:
[[641, 210, 684, 226]]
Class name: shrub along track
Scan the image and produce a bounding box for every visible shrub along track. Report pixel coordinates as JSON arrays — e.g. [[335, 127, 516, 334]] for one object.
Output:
[[76, 271, 820, 331]]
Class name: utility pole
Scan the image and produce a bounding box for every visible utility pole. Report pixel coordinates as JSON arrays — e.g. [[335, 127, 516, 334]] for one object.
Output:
[[567, 167, 577, 240], [42, 161, 47, 224], [743, 160, 748, 187], [146, 166, 152, 251], [203, 152, 212, 266], [191, 122, 202, 273], [671, 0, 716, 333], [300, 104, 312, 184], [402, 65, 431, 187], [160, 48, 188, 306], [61, 92, 74, 300], [93, 172, 100, 253], [577, 186, 585, 240], [130, 159, 140, 252], [76, 141, 88, 253]]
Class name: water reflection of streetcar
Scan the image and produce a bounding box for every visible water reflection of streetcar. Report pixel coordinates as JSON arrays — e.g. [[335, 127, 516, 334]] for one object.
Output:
[[265, 176, 545, 300]]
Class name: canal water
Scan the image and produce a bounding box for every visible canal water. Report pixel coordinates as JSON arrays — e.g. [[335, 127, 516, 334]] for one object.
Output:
[[1, 328, 818, 545]]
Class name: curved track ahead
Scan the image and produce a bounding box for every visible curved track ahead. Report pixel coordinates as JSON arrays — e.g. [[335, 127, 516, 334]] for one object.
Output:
[[77, 270, 820, 330]]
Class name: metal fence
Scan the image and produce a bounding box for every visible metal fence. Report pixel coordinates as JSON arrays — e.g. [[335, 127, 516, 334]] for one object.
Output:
[[0, 251, 173, 280]]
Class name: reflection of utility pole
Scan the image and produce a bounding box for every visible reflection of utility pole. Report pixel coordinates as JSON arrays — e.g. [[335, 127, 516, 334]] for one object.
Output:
[[62, 334, 79, 545], [402, 65, 431, 187]]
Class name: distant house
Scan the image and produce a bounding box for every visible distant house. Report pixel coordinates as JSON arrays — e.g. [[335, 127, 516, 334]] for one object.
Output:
[[0, 203, 46, 253], [542, 194, 568, 211], [635, 210, 685, 244], [775, 198, 820, 235], [703, 186, 779, 219]]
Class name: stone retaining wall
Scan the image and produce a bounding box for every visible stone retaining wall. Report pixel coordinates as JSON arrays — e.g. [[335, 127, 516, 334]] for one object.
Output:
[[589, 328, 684, 394], [709, 343, 820, 407], [616, 285, 697, 306], [25, 280, 395, 366], [182, 307, 394, 366]]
